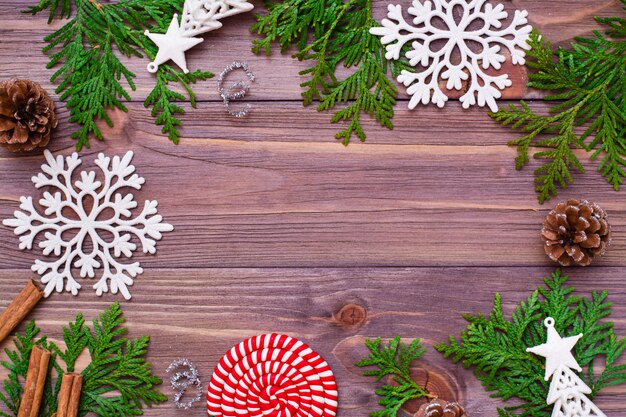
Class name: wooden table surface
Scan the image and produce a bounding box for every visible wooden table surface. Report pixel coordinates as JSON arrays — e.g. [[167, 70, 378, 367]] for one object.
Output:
[[1, 0, 626, 416]]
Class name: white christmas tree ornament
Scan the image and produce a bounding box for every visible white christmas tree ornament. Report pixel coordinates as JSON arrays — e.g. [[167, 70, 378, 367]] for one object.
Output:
[[3, 150, 173, 300], [527, 317, 607, 417], [370, 0, 532, 111], [145, 0, 253, 73]]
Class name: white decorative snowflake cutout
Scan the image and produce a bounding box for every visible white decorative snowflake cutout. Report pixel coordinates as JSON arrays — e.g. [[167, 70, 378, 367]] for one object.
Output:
[[3, 150, 173, 300], [370, 0, 532, 111]]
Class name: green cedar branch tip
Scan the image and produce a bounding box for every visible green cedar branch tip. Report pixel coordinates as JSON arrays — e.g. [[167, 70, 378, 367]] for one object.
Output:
[[356, 336, 433, 417], [0, 302, 166, 417], [435, 269, 626, 417], [25, 0, 213, 150], [491, 1, 626, 203], [251, 0, 412, 145]]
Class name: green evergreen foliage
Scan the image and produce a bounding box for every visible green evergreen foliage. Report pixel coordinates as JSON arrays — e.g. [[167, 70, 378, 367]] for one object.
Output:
[[251, 0, 412, 144], [435, 270, 626, 417], [0, 323, 61, 417], [356, 337, 431, 417], [26, 0, 213, 150], [0, 303, 165, 417], [491, 3, 626, 203]]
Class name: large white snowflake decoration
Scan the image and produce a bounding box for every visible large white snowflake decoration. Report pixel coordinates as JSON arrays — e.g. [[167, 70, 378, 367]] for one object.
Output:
[[370, 0, 532, 111], [2, 150, 173, 300]]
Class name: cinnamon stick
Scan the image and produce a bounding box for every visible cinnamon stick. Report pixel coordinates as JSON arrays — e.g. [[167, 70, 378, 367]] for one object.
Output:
[[18, 345, 50, 417], [0, 280, 44, 345], [56, 373, 83, 417]]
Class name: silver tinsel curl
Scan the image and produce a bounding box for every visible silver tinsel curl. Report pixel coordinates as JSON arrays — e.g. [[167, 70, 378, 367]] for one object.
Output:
[[166, 358, 202, 409], [217, 61, 255, 117]]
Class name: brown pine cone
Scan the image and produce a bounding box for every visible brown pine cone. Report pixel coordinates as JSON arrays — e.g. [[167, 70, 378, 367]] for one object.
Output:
[[541, 199, 611, 267], [0, 79, 58, 152], [415, 399, 466, 417]]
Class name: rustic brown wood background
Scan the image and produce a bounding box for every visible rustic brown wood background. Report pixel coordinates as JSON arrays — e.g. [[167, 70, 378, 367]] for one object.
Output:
[[1, 0, 626, 416]]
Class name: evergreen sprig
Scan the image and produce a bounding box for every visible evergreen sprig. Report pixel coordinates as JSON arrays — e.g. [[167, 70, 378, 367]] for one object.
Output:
[[356, 336, 431, 417], [491, 2, 626, 203], [435, 270, 626, 417], [26, 0, 213, 150], [0, 323, 60, 417], [251, 0, 411, 144], [0, 303, 165, 417]]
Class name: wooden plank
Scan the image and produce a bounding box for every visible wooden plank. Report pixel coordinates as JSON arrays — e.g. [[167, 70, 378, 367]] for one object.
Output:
[[1, 102, 625, 269], [0, 267, 625, 416], [1, 2, 626, 417], [0, 0, 622, 101], [0, 99, 571, 146]]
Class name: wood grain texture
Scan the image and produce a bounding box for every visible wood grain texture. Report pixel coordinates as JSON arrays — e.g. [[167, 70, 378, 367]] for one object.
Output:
[[1, 102, 625, 269], [1, 268, 626, 416], [1, 0, 626, 416]]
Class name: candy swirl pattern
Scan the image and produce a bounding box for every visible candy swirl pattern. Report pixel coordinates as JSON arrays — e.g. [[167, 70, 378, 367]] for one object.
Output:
[[207, 334, 338, 417]]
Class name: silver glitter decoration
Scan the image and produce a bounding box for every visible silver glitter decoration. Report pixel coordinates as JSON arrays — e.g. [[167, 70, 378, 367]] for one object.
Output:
[[166, 358, 202, 409], [217, 61, 255, 117]]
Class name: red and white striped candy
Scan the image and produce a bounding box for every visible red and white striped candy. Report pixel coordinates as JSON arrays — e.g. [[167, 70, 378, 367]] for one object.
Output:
[[207, 334, 338, 417]]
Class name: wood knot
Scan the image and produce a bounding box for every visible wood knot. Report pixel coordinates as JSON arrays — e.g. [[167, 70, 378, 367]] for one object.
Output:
[[424, 371, 458, 401], [335, 304, 366, 328], [391, 367, 461, 415]]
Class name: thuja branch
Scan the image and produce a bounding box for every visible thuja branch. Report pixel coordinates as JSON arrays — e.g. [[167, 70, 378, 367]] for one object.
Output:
[[356, 337, 433, 417], [0, 303, 166, 417], [252, 0, 411, 145], [26, 0, 213, 150], [436, 270, 626, 417], [491, 5, 626, 203]]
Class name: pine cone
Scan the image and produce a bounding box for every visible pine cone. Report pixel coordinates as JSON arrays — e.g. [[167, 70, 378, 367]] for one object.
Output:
[[541, 199, 611, 267], [0, 79, 57, 152], [414, 399, 466, 417]]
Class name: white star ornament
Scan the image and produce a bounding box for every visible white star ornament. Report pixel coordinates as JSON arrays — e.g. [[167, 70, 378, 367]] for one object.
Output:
[[526, 317, 583, 381], [145, 14, 203, 74]]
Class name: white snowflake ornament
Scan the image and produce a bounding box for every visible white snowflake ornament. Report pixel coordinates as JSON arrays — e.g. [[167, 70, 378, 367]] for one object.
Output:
[[370, 0, 532, 111], [527, 317, 607, 417], [3, 150, 173, 300]]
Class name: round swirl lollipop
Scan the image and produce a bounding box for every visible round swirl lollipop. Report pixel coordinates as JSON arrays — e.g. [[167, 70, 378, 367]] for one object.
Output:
[[207, 334, 338, 417]]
